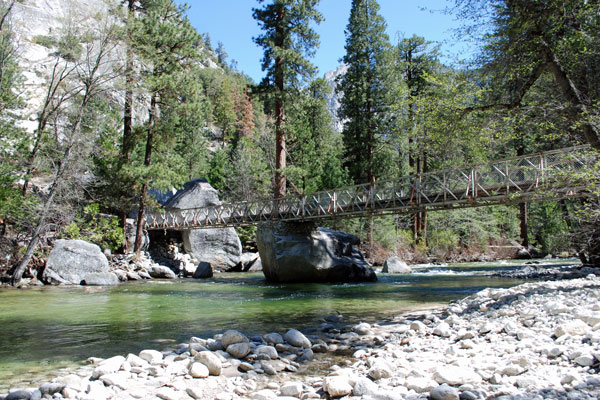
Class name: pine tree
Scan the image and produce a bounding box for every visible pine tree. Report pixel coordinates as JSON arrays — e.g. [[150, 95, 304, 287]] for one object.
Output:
[[337, 0, 391, 255], [394, 35, 440, 245], [253, 0, 322, 198], [337, 0, 391, 185], [129, 0, 204, 256]]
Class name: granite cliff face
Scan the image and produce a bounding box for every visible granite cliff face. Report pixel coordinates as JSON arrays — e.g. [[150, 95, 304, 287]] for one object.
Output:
[[323, 64, 347, 133], [10, 0, 219, 133], [11, 0, 112, 132]]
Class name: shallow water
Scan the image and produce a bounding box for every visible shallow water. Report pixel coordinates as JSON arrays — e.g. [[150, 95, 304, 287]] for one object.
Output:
[[0, 259, 578, 390]]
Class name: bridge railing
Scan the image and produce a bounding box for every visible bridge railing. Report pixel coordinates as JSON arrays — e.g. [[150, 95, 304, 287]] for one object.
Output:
[[144, 145, 596, 230]]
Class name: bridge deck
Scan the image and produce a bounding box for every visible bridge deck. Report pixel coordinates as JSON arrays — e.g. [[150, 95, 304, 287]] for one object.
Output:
[[144, 145, 597, 230]]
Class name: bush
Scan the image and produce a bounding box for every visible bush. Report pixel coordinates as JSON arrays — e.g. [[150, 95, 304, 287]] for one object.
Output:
[[60, 204, 124, 251], [428, 229, 459, 258]]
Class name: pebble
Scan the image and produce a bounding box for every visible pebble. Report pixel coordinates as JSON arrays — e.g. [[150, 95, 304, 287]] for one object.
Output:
[[431, 384, 459, 400]]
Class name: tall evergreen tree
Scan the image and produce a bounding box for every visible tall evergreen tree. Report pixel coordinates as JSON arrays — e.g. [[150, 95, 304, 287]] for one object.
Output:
[[337, 0, 391, 253], [129, 0, 204, 256], [253, 0, 322, 198], [394, 35, 440, 244], [337, 0, 391, 185]]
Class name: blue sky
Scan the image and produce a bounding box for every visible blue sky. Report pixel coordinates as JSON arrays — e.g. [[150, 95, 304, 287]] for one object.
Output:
[[181, 1, 471, 83]]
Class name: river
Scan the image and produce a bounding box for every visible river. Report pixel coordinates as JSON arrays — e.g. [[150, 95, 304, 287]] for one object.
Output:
[[0, 259, 577, 391]]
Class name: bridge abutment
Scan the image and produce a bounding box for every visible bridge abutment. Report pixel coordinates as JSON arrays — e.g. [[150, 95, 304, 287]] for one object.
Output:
[[256, 221, 376, 283]]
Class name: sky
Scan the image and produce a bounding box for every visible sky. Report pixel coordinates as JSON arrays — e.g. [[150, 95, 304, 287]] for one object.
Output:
[[180, 0, 472, 83]]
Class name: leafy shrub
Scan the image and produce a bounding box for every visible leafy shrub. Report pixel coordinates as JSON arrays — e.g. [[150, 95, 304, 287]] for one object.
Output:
[[60, 203, 124, 251]]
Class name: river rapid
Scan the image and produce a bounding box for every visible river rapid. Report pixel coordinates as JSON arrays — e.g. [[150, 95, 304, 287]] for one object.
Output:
[[0, 259, 578, 391]]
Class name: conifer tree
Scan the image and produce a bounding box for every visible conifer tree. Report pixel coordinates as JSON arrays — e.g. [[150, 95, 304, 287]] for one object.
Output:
[[130, 0, 204, 256], [337, 0, 391, 254], [253, 0, 322, 198], [337, 0, 391, 186]]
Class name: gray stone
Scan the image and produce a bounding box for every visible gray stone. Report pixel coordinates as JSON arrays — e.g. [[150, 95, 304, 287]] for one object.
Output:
[[251, 389, 277, 400], [430, 384, 459, 400], [39, 383, 64, 395], [352, 377, 379, 396], [194, 351, 222, 376], [5, 390, 32, 400], [139, 349, 163, 364], [368, 360, 393, 380], [257, 221, 376, 283], [189, 362, 209, 378], [221, 330, 249, 347], [382, 257, 412, 274], [184, 228, 242, 271], [42, 239, 110, 285], [81, 272, 119, 286], [298, 348, 314, 362], [92, 355, 125, 378], [165, 180, 242, 271], [29, 390, 41, 400], [255, 345, 278, 360], [264, 332, 284, 345], [323, 376, 352, 398], [280, 382, 303, 397], [227, 342, 251, 359], [148, 265, 177, 279], [248, 258, 263, 272], [192, 262, 213, 279], [241, 252, 260, 272], [284, 329, 312, 348]]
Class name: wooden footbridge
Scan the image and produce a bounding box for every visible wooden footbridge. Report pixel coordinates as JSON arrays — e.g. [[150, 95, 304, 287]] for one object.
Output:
[[144, 145, 597, 230]]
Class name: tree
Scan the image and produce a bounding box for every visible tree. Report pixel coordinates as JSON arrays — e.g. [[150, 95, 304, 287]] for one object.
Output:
[[213, 79, 237, 148], [456, 0, 600, 149], [337, 0, 391, 253], [337, 0, 391, 185], [253, 0, 322, 198], [12, 18, 122, 284], [393, 35, 440, 244], [129, 0, 204, 256], [286, 78, 346, 193], [0, 0, 30, 236]]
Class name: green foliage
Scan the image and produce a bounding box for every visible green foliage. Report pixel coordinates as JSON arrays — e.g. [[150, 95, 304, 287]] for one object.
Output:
[[337, 0, 392, 184], [428, 230, 460, 258], [60, 203, 125, 251], [207, 149, 230, 192], [32, 35, 56, 48], [253, 0, 323, 89], [236, 225, 258, 251], [528, 202, 571, 255], [286, 78, 347, 193]]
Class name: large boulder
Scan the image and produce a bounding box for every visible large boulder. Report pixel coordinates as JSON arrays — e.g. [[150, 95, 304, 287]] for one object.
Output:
[[256, 221, 376, 283], [164, 179, 242, 271], [42, 239, 118, 285]]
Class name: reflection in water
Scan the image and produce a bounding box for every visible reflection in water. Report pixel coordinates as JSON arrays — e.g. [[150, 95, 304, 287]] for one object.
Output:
[[0, 259, 578, 390]]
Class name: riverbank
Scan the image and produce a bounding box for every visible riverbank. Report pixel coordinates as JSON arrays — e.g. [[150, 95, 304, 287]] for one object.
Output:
[[2, 272, 599, 400]]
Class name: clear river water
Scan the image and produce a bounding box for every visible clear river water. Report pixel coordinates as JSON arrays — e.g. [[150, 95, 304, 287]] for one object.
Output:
[[0, 259, 577, 391]]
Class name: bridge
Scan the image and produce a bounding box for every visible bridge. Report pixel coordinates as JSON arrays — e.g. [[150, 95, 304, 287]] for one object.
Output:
[[144, 145, 597, 231]]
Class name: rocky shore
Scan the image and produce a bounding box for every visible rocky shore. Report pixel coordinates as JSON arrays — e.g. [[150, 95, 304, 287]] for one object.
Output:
[[3, 274, 600, 400]]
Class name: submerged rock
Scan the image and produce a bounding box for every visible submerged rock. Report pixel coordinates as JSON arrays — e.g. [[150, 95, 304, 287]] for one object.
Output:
[[256, 221, 376, 283]]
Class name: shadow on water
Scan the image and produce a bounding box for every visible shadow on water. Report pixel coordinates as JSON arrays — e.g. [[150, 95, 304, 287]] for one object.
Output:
[[0, 259, 577, 390]]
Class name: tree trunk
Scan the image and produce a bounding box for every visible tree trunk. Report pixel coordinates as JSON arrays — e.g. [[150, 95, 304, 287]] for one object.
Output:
[[539, 39, 600, 149], [134, 95, 156, 257], [120, 0, 135, 252], [273, 6, 286, 199], [519, 202, 529, 248]]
